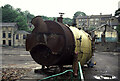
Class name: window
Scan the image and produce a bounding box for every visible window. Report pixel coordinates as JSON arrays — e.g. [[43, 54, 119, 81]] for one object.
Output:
[[95, 18, 99, 21], [84, 19, 87, 21], [101, 17, 106, 21], [8, 32, 11, 38], [23, 35, 26, 39], [78, 23, 81, 26], [79, 19, 81, 22], [90, 19, 94, 21], [16, 34, 19, 39], [90, 21, 94, 25], [3, 31, 6, 38], [3, 40, 6, 45], [8, 40, 11, 46], [95, 22, 99, 25]]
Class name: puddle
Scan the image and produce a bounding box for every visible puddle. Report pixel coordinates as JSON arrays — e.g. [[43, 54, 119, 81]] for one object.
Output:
[[33, 66, 42, 70], [25, 63, 28, 64], [20, 55, 30, 56], [94, 74, 116, 79]]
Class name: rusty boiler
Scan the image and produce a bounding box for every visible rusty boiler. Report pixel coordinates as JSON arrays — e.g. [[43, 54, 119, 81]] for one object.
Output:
[[26, 16, 93, 67]]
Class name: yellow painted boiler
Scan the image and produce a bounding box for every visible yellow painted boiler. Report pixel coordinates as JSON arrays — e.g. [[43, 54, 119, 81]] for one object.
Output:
[[69, 26, 93, 65]]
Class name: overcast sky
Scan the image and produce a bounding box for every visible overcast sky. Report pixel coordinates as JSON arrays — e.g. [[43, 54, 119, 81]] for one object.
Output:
[[1, 0, 120, 18]]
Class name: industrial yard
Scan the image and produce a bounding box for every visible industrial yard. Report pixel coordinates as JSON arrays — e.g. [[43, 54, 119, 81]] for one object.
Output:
[[1, 0, 120, 81], [1, 47, 120, 81]]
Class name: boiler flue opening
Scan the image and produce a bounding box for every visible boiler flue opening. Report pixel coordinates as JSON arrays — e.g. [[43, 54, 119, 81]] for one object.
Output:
[[30, 44, 52, 65]]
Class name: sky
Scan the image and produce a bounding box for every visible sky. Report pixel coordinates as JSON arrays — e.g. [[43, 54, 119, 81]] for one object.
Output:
[[1, 0, 120, 18]]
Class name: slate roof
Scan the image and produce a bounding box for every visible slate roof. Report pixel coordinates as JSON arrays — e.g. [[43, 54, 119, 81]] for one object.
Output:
[[1, 23, 17, 27], [15, 30, 30, 34], [76, 14, 112, 19]]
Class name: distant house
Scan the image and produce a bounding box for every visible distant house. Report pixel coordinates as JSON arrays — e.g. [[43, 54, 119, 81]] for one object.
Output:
[[76, 13, 113, 30], [1, 23, 17, 46], [91, 25, 118, 42], [0, 23, 29, 47], [108, 16, 120, 28], [0, 23, 2, 46], [14, 30, 29, 46]]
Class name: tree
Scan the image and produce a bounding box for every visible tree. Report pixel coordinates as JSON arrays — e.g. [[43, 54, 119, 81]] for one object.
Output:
[[73, 11, 86, 26], [2, 4, 19, 22], [88, 26, 95, 31], [115, 8, 120, 22], [0, 7, 2, 22], [63, 18, 73, 25], [1, 4, 35, 31], [23, 10, 35, 22], [116, 25, 120, 41], [15, 16, 28, 30], [115, 8, 120, 41], [115, 8, 120, 16], [41, 16, 55, 21]]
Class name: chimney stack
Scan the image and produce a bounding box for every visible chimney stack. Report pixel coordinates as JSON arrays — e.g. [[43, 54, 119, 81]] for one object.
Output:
[[57, 13, 65, 23]]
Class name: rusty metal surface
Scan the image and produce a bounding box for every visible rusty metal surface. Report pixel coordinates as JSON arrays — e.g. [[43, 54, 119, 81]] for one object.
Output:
[[26, 16, 75, 66]]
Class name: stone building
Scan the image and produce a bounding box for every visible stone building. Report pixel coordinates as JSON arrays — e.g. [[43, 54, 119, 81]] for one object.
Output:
[[91, 25, 118, 42], [2, 23, 17, 46], [108, 16, 120, 28], [76, 13, 112, 30], [0, 23, 29, 47], [0, 23, 2, 46], [14, 30, 29, 46]]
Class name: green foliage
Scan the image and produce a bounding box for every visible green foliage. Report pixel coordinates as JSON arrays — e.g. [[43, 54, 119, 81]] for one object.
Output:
[[2, 4, 19, 22], [41, 16, 55, 21], [1, 4, 34, 31], [116, 25, 120, 41], [41, 16, 73, 25], [73, 11, 86, 25], [63, 18, 73, 25], [15, 16, 28, 30], [1, 4, 74, 31], [0, 7, 2, 22], [88, 26, 95, 31], [115, 8, 120, 41], [23, 10, 35, 22], [115, 8, 120, 16]]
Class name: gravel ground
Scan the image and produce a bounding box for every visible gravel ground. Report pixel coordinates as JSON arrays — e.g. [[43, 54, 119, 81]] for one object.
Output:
[[1, 47, 120, 81], [1, 68, 31, 81]]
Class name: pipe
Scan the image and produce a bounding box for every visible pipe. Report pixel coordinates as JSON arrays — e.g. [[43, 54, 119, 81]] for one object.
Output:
[[78, 61, 84, 81], [39, 69, 73, 81], [31, 16, 48, 33]]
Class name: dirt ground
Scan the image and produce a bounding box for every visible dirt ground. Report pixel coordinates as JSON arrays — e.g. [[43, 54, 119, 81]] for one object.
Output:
[[1, 47, 120, 81]]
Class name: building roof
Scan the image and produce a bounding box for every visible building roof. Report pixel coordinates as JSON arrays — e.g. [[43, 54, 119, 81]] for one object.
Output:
[[1, 23, 17, 27], [76, 15, 89, 19], [91, 14, 112, 18], [76, 14, 112, 19], [91, 24, 116, 32], [15, 30, 30, 34]]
